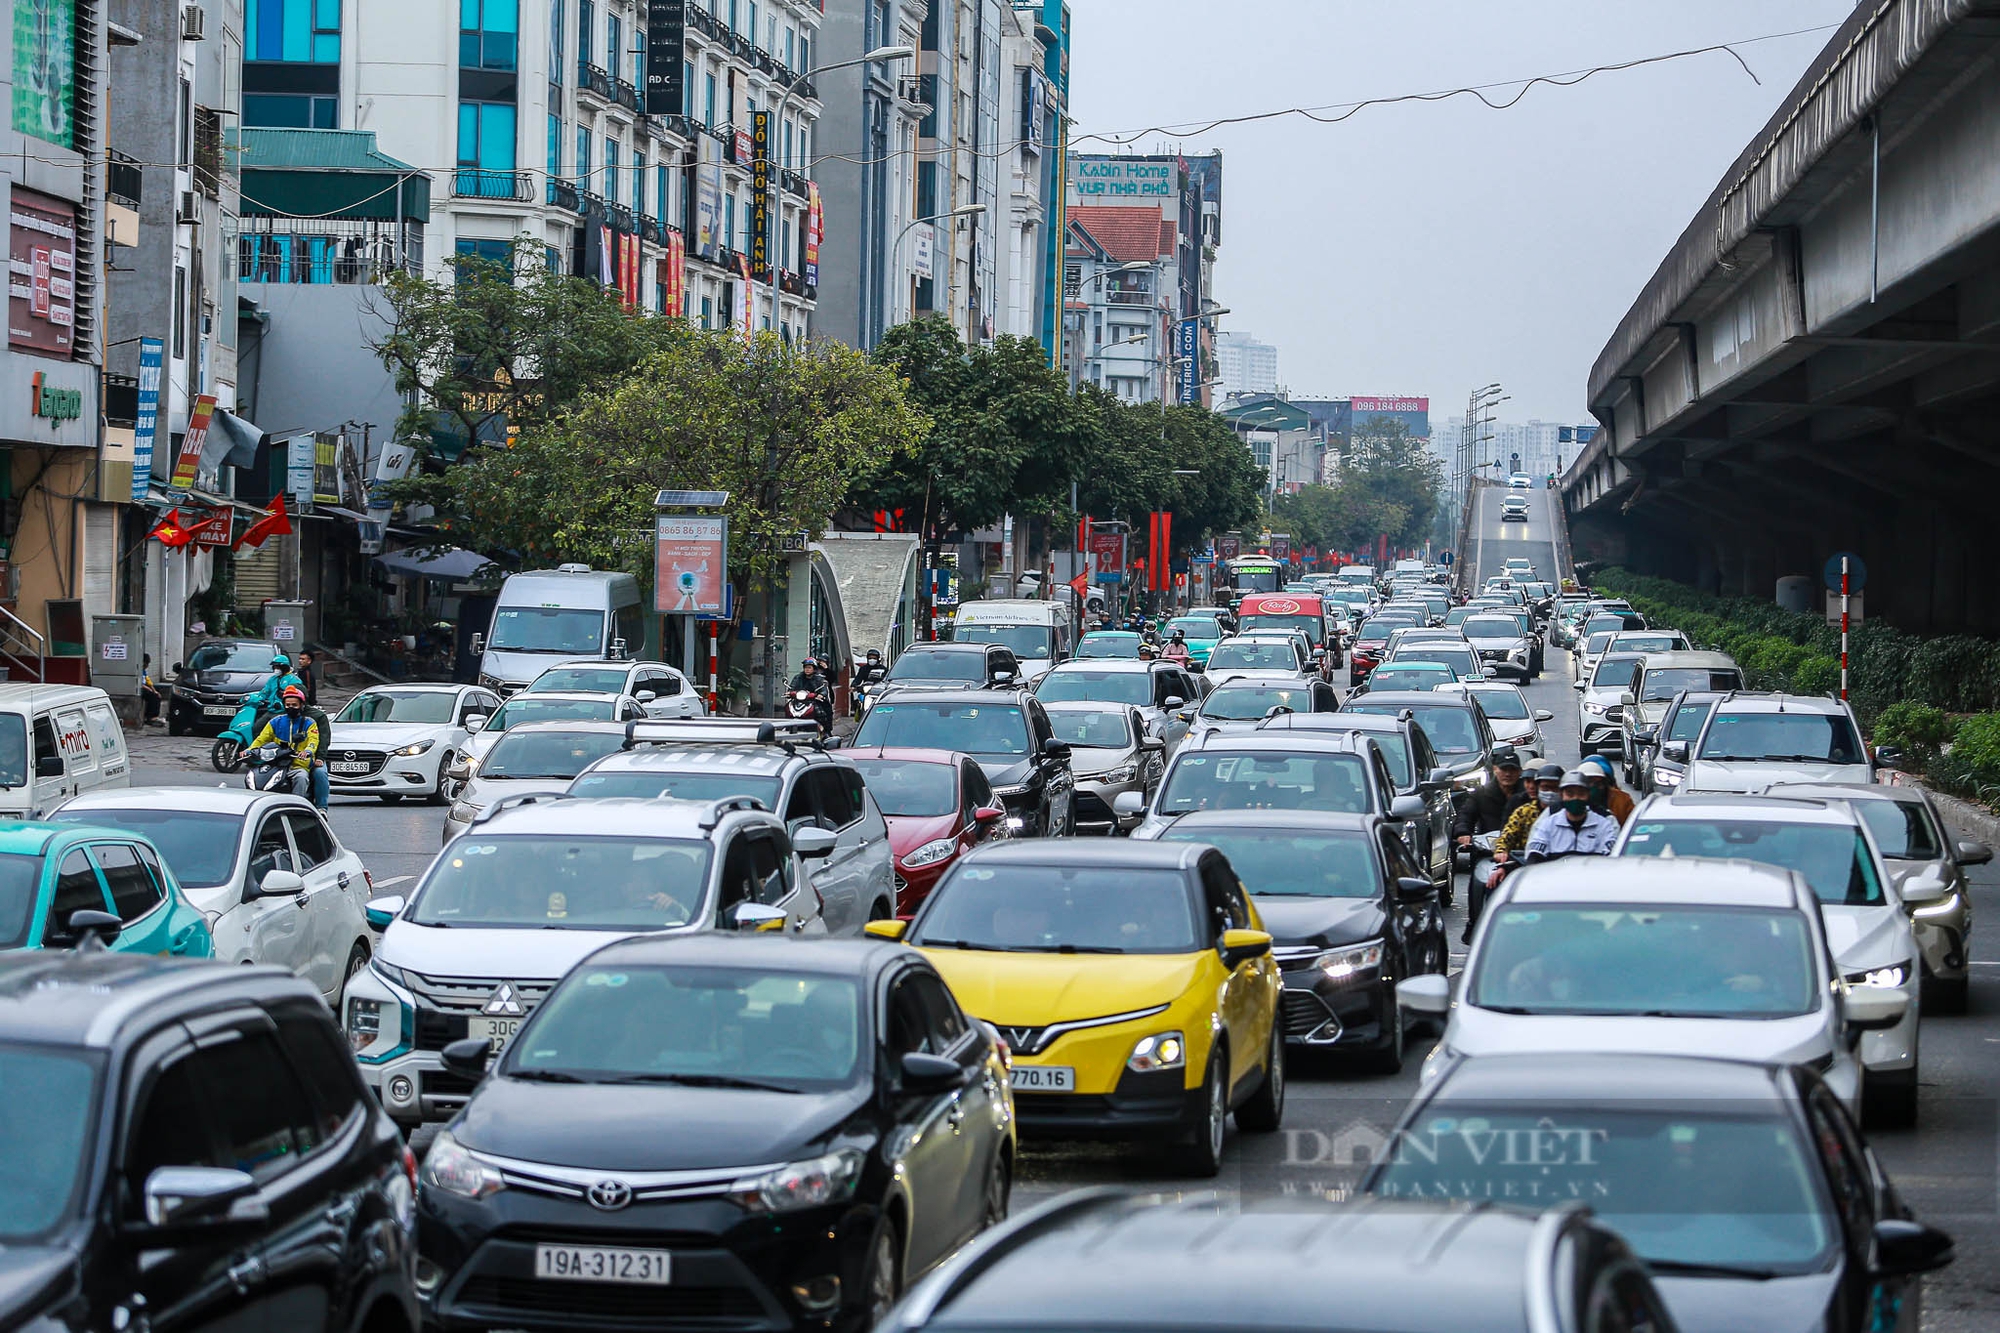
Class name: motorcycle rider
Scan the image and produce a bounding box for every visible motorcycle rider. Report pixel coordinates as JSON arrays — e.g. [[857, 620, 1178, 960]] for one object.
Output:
[[853, 649, 887, 692], [1578, 754, 1634, 825], [1522, 770, 1620, 862], [1450, 745, 1530, 851], [247, 686, 319, 799], [1162, 628, 1191, 666], [788, 656, 833, 732], [246, 654, 304, 716], [1471, 762, 1566, 940]]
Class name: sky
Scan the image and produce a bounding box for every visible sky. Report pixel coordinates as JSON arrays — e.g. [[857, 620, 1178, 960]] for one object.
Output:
[[1065, 0, 1858, 425]]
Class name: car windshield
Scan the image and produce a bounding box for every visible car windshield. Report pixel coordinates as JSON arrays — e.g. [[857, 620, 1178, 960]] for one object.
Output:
[[1369, 666, 1453, 690], [1614, 635, 1683, 654], [0, 853, 46, 947], [1643, 669, 1741, 701], [336, 690, 458, 725], [1469, 905, 1817, 1016], [1620, 821, 1885, 906], [488, 697, 617, 730], [1347, 702, 1481, 755], [1467, 690, 1529, 720], [1240, 613, 1322, 645], [0, 714, 22, 789], [843, 759, 957, 817], [1158, 751, 1371, 814], [1370, 1107, 1834, 1272], [1393, 649, 1476, 676], [0, 1045, 99, 1241], [488, 607, 605, 654], [1207, 642, 1296, 671], [1166, 619, 1217, 640], [509, 966, 860, 1087], [1582, 631, 1618, 655], [1044, 709, 1134, 749], [1233, 568, 1283, 594], [1585, 616, 1637, 636], [411, 835, 714, 929], [1358, 619, 1418, 639], [41, 810, 240, 889], [1591, 655, 1644, 688], [186, 642, 277, 672], [1698, 712, 1865, 764], [1667, 701, 1714, 743], [1201, 686, 1320, 721], [1034, 670, 1152, 707], [1852, 799, 1944, 860], [528, 667, 631, 694], [1463, 618, 1520, 639], [1077, 635, 1140, 659], [855, 702, 1030, 756], [569, 770, 784, 809], [912, 863, 1198, 953], [473, 727, 626, 780], [955, 623, 1052, 660], [886, 650, 990, 683], [1158, 827, 1380, 898]]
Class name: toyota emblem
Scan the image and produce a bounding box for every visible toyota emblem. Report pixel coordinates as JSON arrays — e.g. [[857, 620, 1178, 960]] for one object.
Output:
[[587, 1179, 633, 1211]]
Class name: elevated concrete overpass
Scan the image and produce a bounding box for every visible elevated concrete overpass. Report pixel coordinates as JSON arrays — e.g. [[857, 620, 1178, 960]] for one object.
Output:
[[1565, 0, 2000, 632]]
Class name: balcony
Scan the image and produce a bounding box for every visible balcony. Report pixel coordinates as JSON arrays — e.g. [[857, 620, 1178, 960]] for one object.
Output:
[[612, 77, 640, 113], [778, 269, 806, 297], [638, 213, 666, 245], [578, 61, 614, 102], [605, 200, 634, 233], [575, 188, 605, 218], [687, 4, 718, 38], [644, 113, 693, 141], [545, 177, 581, 211], [780, 167, 809, 200], [108, 149, 141, 205], [453, 169, 533, 201], [1105, 288, 1154, 306]]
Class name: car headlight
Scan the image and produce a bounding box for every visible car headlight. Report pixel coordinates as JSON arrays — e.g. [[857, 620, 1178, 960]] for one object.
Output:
[[1318, 940, 1384, 981], [391, 739, 436, 758], [1653, 769, 1683, 788], [1913, 892, 1963, 920], [1452, 772, 1485, 791], [1845, 962, 1910, 989], [729, 1148, 864, 1214], [423, 1132, 506, 1201], [449, 800, 484, 822], [901, 837, 958, 869], [1095, 762, 1139, 784], [1126, 1031, 1185, 1073], [1582, 702, 1608, 715], [992, 783, 1031, 802], [370, 957, 410, 989], [477, 673, 504, 690]]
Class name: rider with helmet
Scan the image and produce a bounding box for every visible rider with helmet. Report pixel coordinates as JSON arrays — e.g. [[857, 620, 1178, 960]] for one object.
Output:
[[788, 656, 834, 732], [1577, 754, 1634, 825], [1522, 770, 1620, 862], [248, 686, 319, 799], [246, 654, 304, 715]]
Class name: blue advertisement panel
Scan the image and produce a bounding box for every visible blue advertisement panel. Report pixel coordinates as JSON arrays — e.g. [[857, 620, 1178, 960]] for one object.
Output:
[[1175, 319, 1198, 404], [130, 336, 164, 501]]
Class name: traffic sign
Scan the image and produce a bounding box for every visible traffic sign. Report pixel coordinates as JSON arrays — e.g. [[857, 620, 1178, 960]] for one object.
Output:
[[1823, 552, 1867, 593], [1440, 551, 1454, 566]]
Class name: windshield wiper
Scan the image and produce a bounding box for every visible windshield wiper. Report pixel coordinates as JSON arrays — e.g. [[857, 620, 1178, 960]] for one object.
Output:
[[916, 938, 1008, 951], [507, 1068, 585, 1083], [1644, 1259, 1780, 1281], [1055, 944, 1122, 954], [607, 1072, 801, 1093]]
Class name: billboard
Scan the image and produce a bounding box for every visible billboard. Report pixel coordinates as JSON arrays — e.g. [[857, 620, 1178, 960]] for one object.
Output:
[[804, 183, 821, 288], [9, 187, 74, 355], [750, 110, 771, 280], [1349, 395, 1431, 444], [656, 514, 728, 614], [130, 337, 164, 500], [1070, 156, 1176, 202], [643, 0, 686, 115], [13, 0, 74, 148], [1174, 319, 1199, 404]]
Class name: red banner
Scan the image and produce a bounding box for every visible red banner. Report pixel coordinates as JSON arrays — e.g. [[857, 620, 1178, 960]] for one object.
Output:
[[168, 395, 219, 490], [738, 253, 754, 343], [665, 229, 686, 317]]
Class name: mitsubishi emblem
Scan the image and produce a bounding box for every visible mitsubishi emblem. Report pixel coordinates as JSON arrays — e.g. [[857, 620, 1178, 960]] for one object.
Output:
[[482, 982, 523, 1016], [587, 1179, 633, 1211]]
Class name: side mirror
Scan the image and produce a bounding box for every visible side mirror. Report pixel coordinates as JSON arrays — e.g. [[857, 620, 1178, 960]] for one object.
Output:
[[463, 714, 489, 733], [792, 827, 838, 858], [1140, 735, 1165, 752], [729, 901, 788, 933], [1618, 692, 1637, 707], [900, 1051, 963, 1091], [1389, 794, 1426, 822], [1113, 791, 1146, 818], [992, 669, 1016, 683], [1533, 710, 1554, 722], [140, 1166, 264, 1235], [1395, 876, 1434, 904], [364, 895, 406, 929], [257, 869, 307, 898], [610, 637, 628, 659], [1042, 738, 1071, 760], [1844, 986, 1910, 1032], [172, 662, 184, 674], [35, 755, 63, 778], [1175, 710, 1195, 723], [1570, 680, 1586, 692], [1871, 1218, 1955, 1278], [1633, 725, 1658, 743], [973, 805, 1005, 825], [1873, 745, 1904, 771], [1218, 927, 1272, 968], [65, 908, 123, 947], [1660, 741, 1689, 763], [1427, 767, 1454, 786], [822, 736, 845, 749], [1162, 695, 1185, 709], [864, 918, 910, 941], [469, 633, 486, 656], [439, 1037, 493, 1081], [635, 690, 657, 704], [1397, 973, 1451, 1016], [1956, 839, 1993, 867], [1898, 876, 1953, 907]]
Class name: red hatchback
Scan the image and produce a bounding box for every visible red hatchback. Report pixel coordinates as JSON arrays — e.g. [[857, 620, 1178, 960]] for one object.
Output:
[[838, 747, 1009, 915]]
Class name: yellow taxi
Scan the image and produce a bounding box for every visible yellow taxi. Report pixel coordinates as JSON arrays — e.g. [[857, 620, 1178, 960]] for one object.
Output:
[[867, 839, 1283, 1176]]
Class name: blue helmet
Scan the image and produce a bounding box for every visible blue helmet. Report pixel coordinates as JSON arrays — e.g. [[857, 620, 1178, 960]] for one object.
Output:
[[270, 654, 292, 670]]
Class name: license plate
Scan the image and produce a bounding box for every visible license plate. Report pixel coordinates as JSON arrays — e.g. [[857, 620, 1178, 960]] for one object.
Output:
[[329, 761, 372, 774], [533, 1244, 671, 1285], [468, 1016, 522, 1053], [202, 705, 234, 717], [1011, 1065, 1075, 1093]]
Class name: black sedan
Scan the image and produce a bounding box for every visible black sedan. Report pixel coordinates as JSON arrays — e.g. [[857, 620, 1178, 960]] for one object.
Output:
[[1364, 1053, 1953, 1332], [166, 637, 284, 735], [415, 935, 1016, 1333], [1149, 811, 1446, 1074], [848, 690, 1075, 837]]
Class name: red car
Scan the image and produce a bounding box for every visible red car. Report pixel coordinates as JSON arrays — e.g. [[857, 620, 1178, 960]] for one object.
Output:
[[838, 746, 1008, 915]]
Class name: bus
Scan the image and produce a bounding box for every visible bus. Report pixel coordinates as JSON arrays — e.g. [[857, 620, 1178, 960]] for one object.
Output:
[[1221, 556, 1285, 605]]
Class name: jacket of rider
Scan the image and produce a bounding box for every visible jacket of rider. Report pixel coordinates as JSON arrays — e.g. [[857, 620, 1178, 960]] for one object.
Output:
[[1523, 807, 1620, 858]]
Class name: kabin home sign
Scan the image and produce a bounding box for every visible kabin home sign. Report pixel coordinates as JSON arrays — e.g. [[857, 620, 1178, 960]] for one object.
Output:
[[1073, 160, 1173, 198]]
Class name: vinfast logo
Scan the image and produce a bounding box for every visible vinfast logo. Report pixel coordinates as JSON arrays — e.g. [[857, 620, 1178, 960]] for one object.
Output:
[[30, 372, 82, 424]]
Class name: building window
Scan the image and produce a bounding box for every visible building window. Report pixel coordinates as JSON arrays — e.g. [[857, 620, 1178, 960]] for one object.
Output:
[[243, 94, 337, 128], [607, 14, 620, 73], [700, 295, 713, 328], [548, 113, 562, 178], [604, 136, 619, 202], [579, 0, 594, 70], [172, 266, 187, 358], [576, 127, 591, 189], [657, 163, 670, 220], [456, 102, 519, 194], [784, 27, 793, 69], [547, 244, 563, 273], [247, 0, 341, 63], [746, 2, 758, 48], [634, 149, 645, 212], [655, 281, 666, 313], [455, 239, 515, 279], [703, 72, 717, 126], [723, 195, 734, 250], [461, 0, 519, 71], [550, 0, 564, 83]]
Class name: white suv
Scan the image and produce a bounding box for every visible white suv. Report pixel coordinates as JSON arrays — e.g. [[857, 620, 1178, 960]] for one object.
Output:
[[1679, 692, 1873, 794], [346, 793, 833, 1129]]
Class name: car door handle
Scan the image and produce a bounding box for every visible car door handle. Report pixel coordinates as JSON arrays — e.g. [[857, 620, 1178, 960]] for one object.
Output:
[[946, 1103, 965, 1133], [294, 892, 312, 909], [226, 1255, 264, 1294], [337, 871, 350, 889]]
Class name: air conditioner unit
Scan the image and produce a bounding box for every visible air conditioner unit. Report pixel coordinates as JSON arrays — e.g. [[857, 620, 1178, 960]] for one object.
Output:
[[177, 190, 200, 223], [181, 5, 205, 40]]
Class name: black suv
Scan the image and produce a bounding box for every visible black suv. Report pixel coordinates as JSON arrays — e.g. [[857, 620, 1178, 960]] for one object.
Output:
[[873, 644, 1023, 700], [849, 688, 1075, 836], [166, 638, 284, 736], [0, 950, 418, 1332]]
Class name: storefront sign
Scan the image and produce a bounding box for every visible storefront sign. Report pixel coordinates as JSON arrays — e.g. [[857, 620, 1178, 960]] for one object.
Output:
[[1070, 157, 1174, 199], [130, 336, 163, 500], [9, 187, 75, 354], [1175, 319, 1199, 404], [12, 0, 75, 148], [655, 514, 727, 614], [804, 183, 822, 288], [29, 370, 79, 422], [168, 394, 218, 490], [750, 110, 771, 280], [643, 0, 686, 115]]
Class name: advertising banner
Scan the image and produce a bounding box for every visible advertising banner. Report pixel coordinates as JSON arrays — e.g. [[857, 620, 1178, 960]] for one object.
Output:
[[168, 395, 218, 490], [1069, 156, 1175, 201], [804, 183, 822, 288], [911, 223, 934, 281], [750, 110, 771, 280], [12, 0, 75, 148], [694, 144, 722, 259], [738, 253, 754, 343], [287, 436, 315, 509], [656, 514, 728, 614], [1216, 533, 1241, 561], [1175, 319, 1199, 404], [1350, 396, 1428, 414], [1269, 533, 1290, 560], [1088, 529, 1125, 576], [130, 337, 164, 500], [313, 434, 343, 503], [664, 228, 686, 317], [643, 0, 686, 115], [9, 187, 74, 355]]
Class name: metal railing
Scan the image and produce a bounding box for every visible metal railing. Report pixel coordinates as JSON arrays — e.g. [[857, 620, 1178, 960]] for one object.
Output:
[[453, 169, 533, 201], [108, 149, 141, 205], [545, 177, 581, 212], [612, 77, 640, 112], [579, 61, 614, 101], [0, 605, 46, 683]]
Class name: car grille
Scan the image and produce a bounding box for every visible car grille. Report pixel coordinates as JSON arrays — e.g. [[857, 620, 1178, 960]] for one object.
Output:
[[1073, 791, 1117, 825], [409, 973, 556, 1051], [327, 748, 390, 777], [456, 1276, 764, 1323], [1280, 989, 1340, 1042], [994, 1024, 1055, 1056]]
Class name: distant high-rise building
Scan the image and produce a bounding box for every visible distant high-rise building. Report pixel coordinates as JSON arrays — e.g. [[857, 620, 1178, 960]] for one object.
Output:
[[1437, 417, 1591, 479], [1215, 332, 1279, 398]]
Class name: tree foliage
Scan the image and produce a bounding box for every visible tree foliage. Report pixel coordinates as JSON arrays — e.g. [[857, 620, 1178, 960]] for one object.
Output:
[[1270, 414, 1443, 554]]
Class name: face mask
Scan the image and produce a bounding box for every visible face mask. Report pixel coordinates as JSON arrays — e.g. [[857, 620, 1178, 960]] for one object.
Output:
[[1563, 797, 1590, 817], [1538, 789, 1560, 807]]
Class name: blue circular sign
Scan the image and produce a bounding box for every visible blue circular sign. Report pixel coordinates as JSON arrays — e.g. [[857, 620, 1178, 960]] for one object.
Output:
[[1823, 552, 1867, 593]]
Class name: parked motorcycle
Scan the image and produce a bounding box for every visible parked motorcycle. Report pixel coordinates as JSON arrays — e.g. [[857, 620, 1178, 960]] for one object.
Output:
[[211, 703, 273, 773]]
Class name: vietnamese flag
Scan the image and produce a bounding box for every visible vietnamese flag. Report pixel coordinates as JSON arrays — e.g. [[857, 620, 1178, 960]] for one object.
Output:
[[148, 508, 192, 547], [234, 493, 294, 551]]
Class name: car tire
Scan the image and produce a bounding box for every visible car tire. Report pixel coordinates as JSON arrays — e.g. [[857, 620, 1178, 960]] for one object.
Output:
[[1176, 1047, 1229, 1178], [337, 939, 370, 1008], [168, 715, 187, 737], [862, 1216, 902, 1326], [1923, 970, 1969, 1016], [429, 752, 456, 806], [1365, 978, 1405, 1075], [1235, 1024, 1285, 1133], [867, 897, 894, 923], [1864, 1064, 1919, 1130], [981, 1151, 1011, 1231]]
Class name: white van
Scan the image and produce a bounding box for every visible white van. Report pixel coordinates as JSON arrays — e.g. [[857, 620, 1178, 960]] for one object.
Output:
[[0, 683, 131, 818], [473, 565, 645, 695], [951, 599, 1074, 682]]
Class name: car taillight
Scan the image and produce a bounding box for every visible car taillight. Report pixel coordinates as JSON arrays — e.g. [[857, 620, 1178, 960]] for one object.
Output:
[[365, 870, 375, 891]]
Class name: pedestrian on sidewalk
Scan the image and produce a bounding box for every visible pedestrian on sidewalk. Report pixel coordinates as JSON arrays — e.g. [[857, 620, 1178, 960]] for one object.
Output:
[[295, 650, 319, 705], [140, 655, 164, 726]]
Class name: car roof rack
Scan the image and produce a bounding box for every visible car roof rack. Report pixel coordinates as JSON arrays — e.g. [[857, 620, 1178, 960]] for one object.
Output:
[[468, 791, 574, 827], [694, 794, 771, 828], [621, 717, 823, 753]]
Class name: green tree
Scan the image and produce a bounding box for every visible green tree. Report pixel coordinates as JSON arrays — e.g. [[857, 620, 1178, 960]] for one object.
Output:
[[1343, 414, 1443, 549]]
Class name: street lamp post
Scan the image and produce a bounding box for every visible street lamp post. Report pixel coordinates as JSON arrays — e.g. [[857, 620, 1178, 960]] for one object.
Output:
[[762, 44, 915, 334], [889, 203, 986, 330]]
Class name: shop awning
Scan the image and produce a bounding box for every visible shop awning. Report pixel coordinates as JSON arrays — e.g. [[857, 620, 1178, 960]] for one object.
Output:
[[373, 547, 496, 581], [238, 129, 431, 223]]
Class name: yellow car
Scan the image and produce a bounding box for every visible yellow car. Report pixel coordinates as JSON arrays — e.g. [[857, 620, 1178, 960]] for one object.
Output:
[[867, 840, 1283, 1176]]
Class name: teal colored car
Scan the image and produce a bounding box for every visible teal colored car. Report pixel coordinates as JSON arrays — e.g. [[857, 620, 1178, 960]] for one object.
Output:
[[1164, 616, 1224, 667], [1077, 631, 1144, 660], [0, 822, 214, 957]]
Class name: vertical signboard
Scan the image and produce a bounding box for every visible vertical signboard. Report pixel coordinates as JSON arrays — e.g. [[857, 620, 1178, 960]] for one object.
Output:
[[750, 109, 771, 280], [129, 337, 165, 500], [9, 187, 74, 354], [168, 395, 219, 490], [911, 223, 934, 280], [665, 228, 686, 317], [12, 0, 75, 147], [694, 142, 722, 260], [313, 434, 343, 504], [655, 514, 728, 614], [1174, 318, 1198, 404], [804, 182, 822, 289], [738, 254, 754, 342], [287, 436, 316, 510], [643, 0, 686, 115]]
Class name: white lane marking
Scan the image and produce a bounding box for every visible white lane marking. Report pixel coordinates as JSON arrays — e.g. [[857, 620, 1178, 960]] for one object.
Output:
[[372, 874, 413, 889]]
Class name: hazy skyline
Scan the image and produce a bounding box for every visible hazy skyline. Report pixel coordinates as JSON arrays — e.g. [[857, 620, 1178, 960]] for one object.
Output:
[[1066, 0, 1856, 423]]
